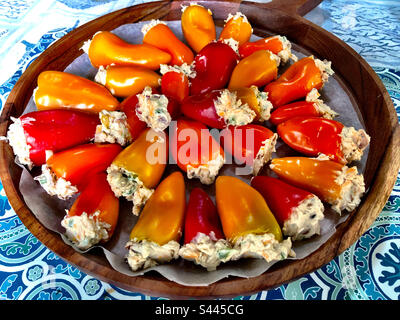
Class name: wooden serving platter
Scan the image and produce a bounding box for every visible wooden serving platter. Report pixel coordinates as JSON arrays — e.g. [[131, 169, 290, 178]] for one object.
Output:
[[0, 0, 399, 298]]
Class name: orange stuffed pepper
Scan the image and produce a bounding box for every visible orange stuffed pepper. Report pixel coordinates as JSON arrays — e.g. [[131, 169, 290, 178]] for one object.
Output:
[[216, 176, 294, 262], [82, 31, 171, 69], [181, 3, 216, 52], [142, 20, 194, 66], [270, 156, 366, 214], [219, 12, 252, 46], [34, 71, 119, 113], [264, 56, 334, 107], [126, 171, 186, 271], [94, 65, 160, 98], [106, 128, 168, 215]]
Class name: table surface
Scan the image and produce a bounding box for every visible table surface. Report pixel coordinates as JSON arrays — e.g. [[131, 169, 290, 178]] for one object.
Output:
[[0, 0, 399, 300]]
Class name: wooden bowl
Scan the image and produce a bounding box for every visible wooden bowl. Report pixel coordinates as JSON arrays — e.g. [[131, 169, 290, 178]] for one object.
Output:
[[1, 0, 399, 298]]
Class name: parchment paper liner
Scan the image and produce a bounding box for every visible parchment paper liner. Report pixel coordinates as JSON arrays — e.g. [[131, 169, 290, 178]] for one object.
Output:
[[17, 21, 368, 286]]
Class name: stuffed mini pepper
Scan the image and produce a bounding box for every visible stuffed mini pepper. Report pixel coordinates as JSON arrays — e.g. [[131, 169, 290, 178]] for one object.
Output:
[[277, 116, 370, 163], [269, 97, 338, 126], [239, 35, 297, 64], [179, 188, 234, 271], [61, 172, 119, 250], [95, 87, 179, 146], [81, 30, 171, 69], [126, 171, 186, 271], [264, 56, 334, 107], [181, 89, 256, 129], [106, 128, 168, 215], [35, 143, 122, 200], [251, 176, 325, 241], [221, 124, 277, 175], [34, 71, 119, 113], [270, 156, 366, 214], [171, 118, 225, 185], [5, 109, 99, 169], [216, 176, 295, 262]]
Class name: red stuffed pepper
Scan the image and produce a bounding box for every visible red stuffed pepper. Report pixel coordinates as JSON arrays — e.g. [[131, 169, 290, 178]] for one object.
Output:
[[95, 87, 179, 146], [221, 124, 277, 175], [6, 109, 99, 168], [181, 89, 256, 129], [251, 176, 325, 241], [239, 35, 297, 64], [160, 63, 195, 103], [170, 118, 225, 185], [269, 98, 338, 126], [190, 41, 238, 95], [277, 116, 370, 163], [61, 172, 119, 250], [179, 188, 234, 270]]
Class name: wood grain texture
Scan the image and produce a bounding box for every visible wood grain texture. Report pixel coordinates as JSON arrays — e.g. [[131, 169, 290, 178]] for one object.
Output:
[[0, 0, 399, 298]]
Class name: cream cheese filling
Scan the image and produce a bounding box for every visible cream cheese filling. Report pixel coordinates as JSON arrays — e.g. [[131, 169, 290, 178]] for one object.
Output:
[[252, 133, 277, 176], [126, 239, 180, 271], [340, 126, 370, 163], [229, 233, 295, 262], [275, 35, 298, 63], [35, 164, 78, 200], [106, 164, 154, 215], [305, 88, 320, 102], [181, 2, 213, 15], [159, 63, 197, 79], [186, 154, 225, 185], [314, 153, 331, 161], [304, 90, 339, 119], [224, 12, 253, 34], [5, 116, 33, 169], [94, 110, 132, 146], [214, 89, 256, 127], [313, 56, 335, 84], [61, 210, 111, 251], [283, 195, 325, 241], [179, 232, 235, 271], [268, 50, 281, 67], [251, 86, 273, 122], [141, 19, 167, 37], [332, 165, 365, 214], [94, 65, 107, 86], [136, 87, 171, 132], [314, 100, 339, 119]]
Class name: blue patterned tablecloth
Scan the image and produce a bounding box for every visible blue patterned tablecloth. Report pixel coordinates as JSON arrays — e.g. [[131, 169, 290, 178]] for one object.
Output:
[[0, 0, 399, 300]]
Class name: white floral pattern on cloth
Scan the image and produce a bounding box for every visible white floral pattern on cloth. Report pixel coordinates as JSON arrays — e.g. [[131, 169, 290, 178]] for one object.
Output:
[[305, 0, 400, 71], [0, 0, 399, 300]]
